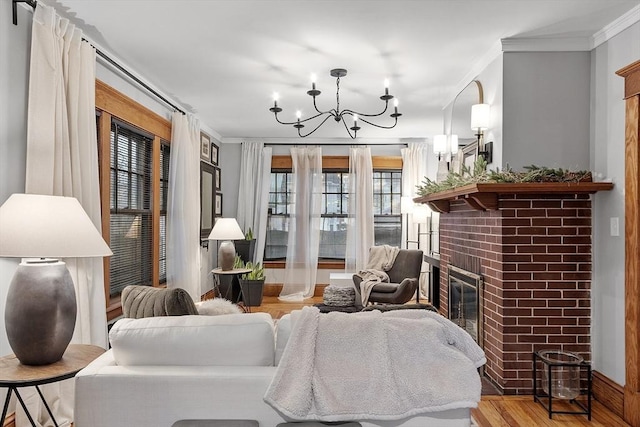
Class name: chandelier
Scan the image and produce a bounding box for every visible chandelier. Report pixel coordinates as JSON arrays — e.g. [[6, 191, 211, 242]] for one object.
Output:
[[269, 68, 402, 139]]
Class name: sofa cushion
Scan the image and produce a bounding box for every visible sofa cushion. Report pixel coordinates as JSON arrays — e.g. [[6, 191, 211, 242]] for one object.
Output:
[[109, 313, 275, 366], [275, 314, 292, 366]]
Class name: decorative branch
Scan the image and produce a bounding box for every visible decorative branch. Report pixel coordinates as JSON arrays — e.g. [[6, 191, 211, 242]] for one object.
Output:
[[416, 158, 593, 197]]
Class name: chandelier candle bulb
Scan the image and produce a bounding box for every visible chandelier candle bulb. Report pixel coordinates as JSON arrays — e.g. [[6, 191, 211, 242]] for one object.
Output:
[[384, 78, 390, 95], [310, 73, 317, 90]]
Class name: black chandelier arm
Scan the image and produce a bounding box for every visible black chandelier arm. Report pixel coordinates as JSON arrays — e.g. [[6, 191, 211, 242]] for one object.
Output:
[[296, 114, 335, 138], [273, 110, 331, 126], [357, 115, 399, 129], [341, 101, 390, 118], [340, 117, 357, 139]]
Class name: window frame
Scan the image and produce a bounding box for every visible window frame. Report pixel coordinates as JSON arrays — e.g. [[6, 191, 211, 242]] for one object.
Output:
[[96, 80, 172, 320], [264, 155, 403, 268]]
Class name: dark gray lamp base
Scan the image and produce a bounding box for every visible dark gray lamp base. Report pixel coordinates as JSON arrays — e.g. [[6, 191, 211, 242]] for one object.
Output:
[[5, 260, 76, 365]]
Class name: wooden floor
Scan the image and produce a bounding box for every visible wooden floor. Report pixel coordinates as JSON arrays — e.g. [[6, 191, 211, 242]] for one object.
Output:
[[253, 296, 631, 427]]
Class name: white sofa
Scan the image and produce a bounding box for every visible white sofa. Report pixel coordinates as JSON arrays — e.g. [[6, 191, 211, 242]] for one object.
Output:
[[74, 312, 475, 427]]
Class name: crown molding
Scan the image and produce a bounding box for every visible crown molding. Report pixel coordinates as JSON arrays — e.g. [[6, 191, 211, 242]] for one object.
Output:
[[501, 36, 592, 52], [592, 4, 640, 49]]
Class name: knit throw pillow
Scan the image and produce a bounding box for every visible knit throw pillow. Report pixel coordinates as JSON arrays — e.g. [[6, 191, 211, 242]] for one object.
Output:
[[196, 298, 243, 316]]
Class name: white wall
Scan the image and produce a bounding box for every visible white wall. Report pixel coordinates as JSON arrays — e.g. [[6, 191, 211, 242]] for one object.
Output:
[[590, 21, 640, 386], [503, 52, 591, 170]]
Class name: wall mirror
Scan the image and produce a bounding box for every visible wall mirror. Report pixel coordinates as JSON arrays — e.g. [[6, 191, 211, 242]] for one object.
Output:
[[451, 80, 483, 144], [450, 80, 483, 173], [200, 161, 215, 239]]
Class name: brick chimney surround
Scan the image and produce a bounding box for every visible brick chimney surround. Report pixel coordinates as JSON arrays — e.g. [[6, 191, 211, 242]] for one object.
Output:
[[414, 182, 614, 395]]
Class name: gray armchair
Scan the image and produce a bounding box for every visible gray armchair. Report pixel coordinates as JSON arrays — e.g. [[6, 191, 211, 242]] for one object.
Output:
[[352, 249, 423, 306]]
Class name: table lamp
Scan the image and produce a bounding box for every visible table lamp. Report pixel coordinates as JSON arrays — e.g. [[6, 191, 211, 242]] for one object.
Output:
[[207, 218, 245, 270], [0, 194, 112, 365]]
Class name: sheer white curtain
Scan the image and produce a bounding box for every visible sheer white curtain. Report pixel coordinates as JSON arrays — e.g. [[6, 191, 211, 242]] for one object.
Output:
[[280, 147, 322, 301], [237, 142, 273, 263], [23, 3, 104, 425], [402, 142, 429, 297], [345, 146, 374, 272], [167, 113, 202, 301]]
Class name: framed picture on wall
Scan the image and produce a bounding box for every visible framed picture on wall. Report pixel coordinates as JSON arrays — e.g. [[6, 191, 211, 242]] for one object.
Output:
[[200, 162, 215, 238], [211, 139, 220, 165], [214, 193, 223, 216], [200, 132, 211, 162], [214, 167, 221, 191]]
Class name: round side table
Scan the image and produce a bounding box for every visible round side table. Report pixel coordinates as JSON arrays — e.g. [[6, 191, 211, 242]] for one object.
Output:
[[0, 344, 105, 427]]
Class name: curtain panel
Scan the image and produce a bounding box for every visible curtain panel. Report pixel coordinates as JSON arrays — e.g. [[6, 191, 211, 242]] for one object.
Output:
[[237, 142, 273, 264], [345, 146, 374, 272], [167, 113, 202, 301], [23, 3, 104, 425], [401, 143, 430, 298]]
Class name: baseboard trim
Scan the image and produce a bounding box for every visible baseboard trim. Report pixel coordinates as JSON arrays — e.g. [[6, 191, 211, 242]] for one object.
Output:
[[593, 370, 625, 419]]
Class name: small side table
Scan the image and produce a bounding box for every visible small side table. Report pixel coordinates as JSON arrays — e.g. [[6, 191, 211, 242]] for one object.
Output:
[[0, 344, 105, 427], [211, 268, 252, 308], [532, 350, 592, 420]]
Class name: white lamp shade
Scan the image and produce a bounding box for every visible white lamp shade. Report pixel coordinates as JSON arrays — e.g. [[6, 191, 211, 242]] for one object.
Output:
[[0, 194, 112, 258], [433, 134, 447, 154], [400, 196, 414, 214], [412, 204, 430, 224], [471, 103, 491, 130], [208, 218, 245, 241], [450, 134, 459, 154]]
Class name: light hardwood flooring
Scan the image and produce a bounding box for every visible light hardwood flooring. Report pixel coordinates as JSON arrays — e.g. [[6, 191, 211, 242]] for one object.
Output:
[[253, 296, 631, 427]]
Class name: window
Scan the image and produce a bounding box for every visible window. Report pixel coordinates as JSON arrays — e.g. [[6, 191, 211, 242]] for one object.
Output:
[[96, 80, 172, 318], [372, 170, 402, 247], [265, 171, 291, 260], [320, 172, 348, 259], [109, 121, 153, 296], [159, 142, 170, 282], [264, 158, 402, 261]]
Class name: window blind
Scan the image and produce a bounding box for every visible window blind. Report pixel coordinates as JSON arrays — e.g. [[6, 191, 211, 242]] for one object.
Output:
[[109, 121, 153, 296]]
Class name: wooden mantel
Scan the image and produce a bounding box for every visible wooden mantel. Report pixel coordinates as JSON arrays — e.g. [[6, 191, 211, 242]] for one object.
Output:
[[413, 182, 614, 213]]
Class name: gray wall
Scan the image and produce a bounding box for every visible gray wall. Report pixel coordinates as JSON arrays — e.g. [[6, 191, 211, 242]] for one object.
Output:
[[590, 21, 640, 385], [503, 52, 591, 170]]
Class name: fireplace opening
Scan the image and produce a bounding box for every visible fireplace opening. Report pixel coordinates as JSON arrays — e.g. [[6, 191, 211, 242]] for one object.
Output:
[[448, 265, 483, 348]]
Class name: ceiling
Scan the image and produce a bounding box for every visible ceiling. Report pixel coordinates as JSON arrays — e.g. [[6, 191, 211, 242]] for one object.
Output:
[[48, 0, 639, 141]]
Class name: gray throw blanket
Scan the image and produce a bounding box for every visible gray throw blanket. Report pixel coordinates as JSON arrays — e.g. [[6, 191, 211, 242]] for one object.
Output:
[[264, 306, 486, 422], [356, 245, 399, 305]]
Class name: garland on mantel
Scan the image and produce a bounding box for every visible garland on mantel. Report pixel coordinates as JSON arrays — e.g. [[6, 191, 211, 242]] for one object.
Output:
[[416, 157, 593, 197]]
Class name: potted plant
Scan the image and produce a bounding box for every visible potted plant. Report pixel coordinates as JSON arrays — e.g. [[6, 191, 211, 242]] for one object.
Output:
[[234, 227, 256, 263], [238, 261, 265, 307]]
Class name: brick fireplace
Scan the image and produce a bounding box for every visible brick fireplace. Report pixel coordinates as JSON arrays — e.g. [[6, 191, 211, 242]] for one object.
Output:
[[416, 182, 613, 395]]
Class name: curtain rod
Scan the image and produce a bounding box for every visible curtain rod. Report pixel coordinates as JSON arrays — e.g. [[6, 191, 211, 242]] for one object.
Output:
[[12, 0, 186, 115], [264, 143, 409, 147]]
